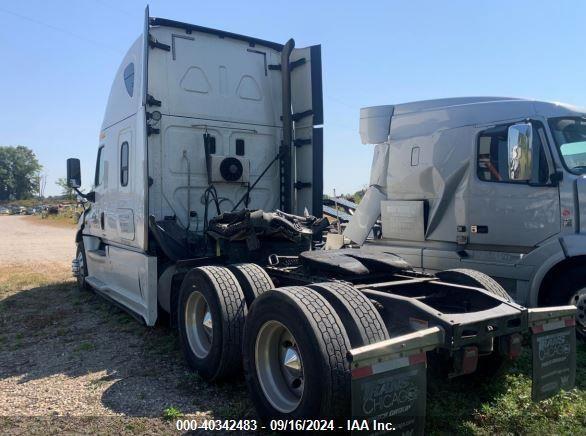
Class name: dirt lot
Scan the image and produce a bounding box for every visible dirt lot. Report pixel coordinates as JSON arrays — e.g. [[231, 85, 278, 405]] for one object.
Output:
[[0, 216, 76, 265], [0, 217, 250, 434], [0, 216, 584, 435]]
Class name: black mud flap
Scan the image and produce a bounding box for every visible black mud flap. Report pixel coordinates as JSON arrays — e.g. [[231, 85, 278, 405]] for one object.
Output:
[[529, 306, 577, 401], [347, 327, 444, 435]]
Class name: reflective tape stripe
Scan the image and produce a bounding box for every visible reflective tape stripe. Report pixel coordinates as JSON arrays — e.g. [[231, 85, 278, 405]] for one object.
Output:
[[351, 365, 373, 380], [351, 352, 427, 380], [531, 317, 574, 334], [371, 357, 410, 375], [409, 352, 427, 366]]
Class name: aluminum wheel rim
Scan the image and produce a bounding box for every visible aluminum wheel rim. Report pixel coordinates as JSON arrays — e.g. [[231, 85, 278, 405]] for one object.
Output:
[[569, 287, 586, 330], [255, 320, 304, 413], [185, 291, 213, 358]]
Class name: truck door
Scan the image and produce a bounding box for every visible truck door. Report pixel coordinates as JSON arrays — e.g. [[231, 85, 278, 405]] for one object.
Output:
[[290, 45, 323, 217], [116, 130, 135, 242], [468, 120, 560, 248], [87, 143, 107, 238]]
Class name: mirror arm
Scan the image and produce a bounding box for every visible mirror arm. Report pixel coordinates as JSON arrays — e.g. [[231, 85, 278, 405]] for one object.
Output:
[[74, 188, 95, 202], [550, 170, 564, 185]]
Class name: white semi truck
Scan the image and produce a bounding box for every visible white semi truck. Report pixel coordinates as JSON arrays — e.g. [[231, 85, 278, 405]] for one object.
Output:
[[66, 9, 577, 432], [345, 98, 586, 336]]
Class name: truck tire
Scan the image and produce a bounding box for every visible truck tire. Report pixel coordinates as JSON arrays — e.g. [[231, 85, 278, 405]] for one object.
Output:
[[308, 282, 390, 347], [243, 286, 351, 422], [544, 268, 586, 337], [177, 266, 247, 381], [227, 263, 274, 307], [75, 242, 89, 291], [436, 268, 512, 302]]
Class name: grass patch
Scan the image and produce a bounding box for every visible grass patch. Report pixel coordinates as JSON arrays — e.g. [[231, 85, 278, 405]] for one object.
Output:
[[75, 341, 96, 352], [427, 343, 586, 434], [28, 213, 78, 228], [162, 406, 183, 421], [144, 330, 180, 357]]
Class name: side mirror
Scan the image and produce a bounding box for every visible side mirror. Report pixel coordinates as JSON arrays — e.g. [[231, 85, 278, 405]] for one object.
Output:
[[508, 123, 533, 181], [66, 158, 81, 188]]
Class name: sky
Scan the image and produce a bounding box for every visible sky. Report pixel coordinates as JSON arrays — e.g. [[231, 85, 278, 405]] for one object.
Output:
[[1, 0, 585, 196]]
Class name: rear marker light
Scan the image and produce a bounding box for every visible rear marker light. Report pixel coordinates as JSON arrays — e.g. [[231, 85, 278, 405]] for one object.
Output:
[[461, 346, 478, 375], [508, 333, 523, 360]]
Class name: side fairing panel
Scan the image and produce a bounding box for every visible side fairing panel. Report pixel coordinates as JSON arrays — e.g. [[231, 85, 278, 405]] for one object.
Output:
[[290, 45, 323, 216], [385, 126, 472, 244], [101, 37, 143, 131]]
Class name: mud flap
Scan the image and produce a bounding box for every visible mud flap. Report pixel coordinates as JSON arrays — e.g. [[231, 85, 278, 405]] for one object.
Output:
[[347, 327, 444, 435], [528, 306, 577, 401]]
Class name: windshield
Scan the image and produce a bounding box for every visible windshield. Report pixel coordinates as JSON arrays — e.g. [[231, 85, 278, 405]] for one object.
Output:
[[548, 117, 586, 174]]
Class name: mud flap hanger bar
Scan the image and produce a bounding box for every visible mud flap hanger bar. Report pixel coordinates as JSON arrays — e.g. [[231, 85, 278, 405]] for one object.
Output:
[[527, 306, 577, 330], [348, 326, 444, 370]]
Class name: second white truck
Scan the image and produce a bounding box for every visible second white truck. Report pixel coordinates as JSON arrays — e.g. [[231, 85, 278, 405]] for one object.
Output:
[[346, 97, 586, 336]]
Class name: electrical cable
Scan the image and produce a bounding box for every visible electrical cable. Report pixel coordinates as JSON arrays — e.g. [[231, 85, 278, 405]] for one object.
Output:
[[0, 6, 122, 54]]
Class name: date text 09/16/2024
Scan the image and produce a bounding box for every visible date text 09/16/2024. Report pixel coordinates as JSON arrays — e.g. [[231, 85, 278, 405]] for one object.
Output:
[[175, 419, 398, 432]]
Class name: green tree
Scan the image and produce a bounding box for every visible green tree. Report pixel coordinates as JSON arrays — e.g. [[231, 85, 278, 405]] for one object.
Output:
[[343, 188, 367, 204], [0, 146, 42, 200], [55, 177, 76, 200]]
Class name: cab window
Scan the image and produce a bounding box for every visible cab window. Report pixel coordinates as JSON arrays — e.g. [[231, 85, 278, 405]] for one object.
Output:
[[548, 117, 586, 175], [477, 122, 550, 184], [120, 142, 129, 186], [123, 63, 134, 97], [94, 146, 105, 187]]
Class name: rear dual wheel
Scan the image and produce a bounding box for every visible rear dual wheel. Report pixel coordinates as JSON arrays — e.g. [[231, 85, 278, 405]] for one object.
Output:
[[178, 266, 389, 420], [177, 264, 273, 381], [243, 284, 389, 421], [177, 266, 247, 381], [243, 286, 351, 420]]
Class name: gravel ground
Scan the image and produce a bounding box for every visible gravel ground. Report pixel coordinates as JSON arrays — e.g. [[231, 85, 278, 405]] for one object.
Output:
[[0, 216, 76, 266], [0, 217, 251, 435], [1, 216, 583, 435]]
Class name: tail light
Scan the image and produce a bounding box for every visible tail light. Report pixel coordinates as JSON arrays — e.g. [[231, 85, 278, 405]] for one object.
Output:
[[505, 333, 523, 360], [461, 346, 479, 374]]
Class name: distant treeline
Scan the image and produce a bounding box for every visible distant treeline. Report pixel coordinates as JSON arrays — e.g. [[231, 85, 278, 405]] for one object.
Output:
[[0, 145, 42, 201], [323, 188, 367, 204]]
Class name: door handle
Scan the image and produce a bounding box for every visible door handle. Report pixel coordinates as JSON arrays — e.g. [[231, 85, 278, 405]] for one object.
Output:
[[100, 212, 105, 230]]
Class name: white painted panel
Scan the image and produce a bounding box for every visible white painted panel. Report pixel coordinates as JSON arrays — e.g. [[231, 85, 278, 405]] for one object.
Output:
[[87, 245, 157, 326], [381, 200, 425, 242], [149, 27, 282, 127]]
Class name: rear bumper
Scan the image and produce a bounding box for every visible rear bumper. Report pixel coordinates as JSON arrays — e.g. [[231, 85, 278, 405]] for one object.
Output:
[[346, 305, 577, 432]]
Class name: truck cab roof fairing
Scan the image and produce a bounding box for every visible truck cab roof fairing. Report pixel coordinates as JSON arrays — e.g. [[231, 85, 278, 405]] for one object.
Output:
[[101, 36, 144, 131], [149, 17, 284, 52]]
